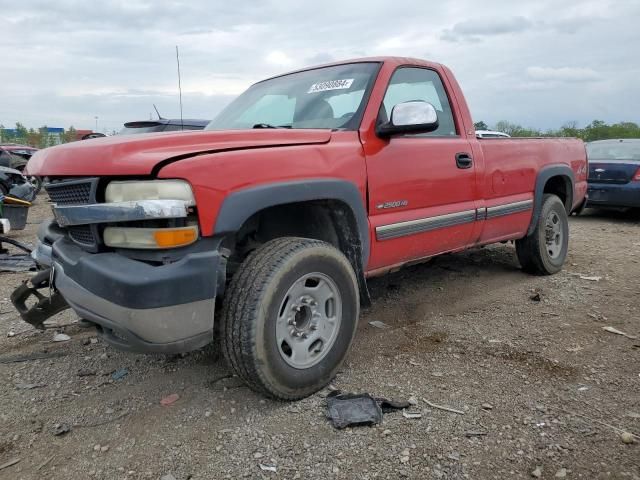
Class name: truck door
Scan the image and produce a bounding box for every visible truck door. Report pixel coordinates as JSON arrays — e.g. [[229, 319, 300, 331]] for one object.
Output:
[[362, 66, 477, 272]]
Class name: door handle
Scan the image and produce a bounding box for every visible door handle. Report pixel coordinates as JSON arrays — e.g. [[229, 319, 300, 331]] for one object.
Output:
[[456, 152, 473, 169]]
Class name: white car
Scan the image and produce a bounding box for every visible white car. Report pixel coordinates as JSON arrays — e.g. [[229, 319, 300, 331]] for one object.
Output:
[[476, 130, 511, 138]]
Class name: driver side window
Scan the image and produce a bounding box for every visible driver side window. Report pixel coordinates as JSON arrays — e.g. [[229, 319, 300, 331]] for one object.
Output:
[[381, 67, 457, 137]]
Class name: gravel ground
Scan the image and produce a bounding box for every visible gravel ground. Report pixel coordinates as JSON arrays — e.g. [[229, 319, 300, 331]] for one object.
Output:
[[0, 195, 638, 480]]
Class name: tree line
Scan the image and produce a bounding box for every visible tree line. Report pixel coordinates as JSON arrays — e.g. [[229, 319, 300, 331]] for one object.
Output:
[[474, 120, 640, 142], [0, 123, 79, 148]]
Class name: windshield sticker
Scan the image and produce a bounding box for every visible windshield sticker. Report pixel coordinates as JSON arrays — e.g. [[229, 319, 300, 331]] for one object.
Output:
[[307, 79, 354, 93]]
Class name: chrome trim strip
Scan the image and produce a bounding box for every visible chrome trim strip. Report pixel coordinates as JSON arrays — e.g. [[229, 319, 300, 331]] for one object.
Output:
[[486, 199, 533, 220], [376, 209, 476, 241], [52, 200, 189, 227]]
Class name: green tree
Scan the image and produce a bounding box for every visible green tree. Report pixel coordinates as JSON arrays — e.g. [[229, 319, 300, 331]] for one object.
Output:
[[474, 121, 488, 130], [62, 126, 77, 143]]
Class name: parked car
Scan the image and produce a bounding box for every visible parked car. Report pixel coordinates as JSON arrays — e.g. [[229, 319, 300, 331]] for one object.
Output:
[[119, 119, 210, 135], [13, 57, 587, 400], [476, 130, 511, 138], [586, 139, 640, 211], [0, 166, 37, 202], [0, 144, 43, 194]]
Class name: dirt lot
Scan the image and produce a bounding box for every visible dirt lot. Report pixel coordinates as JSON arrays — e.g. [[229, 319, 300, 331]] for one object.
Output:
[[0, 195, 638, 480]]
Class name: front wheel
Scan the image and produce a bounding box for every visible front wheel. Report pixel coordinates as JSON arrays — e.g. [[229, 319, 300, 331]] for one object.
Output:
[[220, 237, 360, 400], [516, 194, 569, 275]]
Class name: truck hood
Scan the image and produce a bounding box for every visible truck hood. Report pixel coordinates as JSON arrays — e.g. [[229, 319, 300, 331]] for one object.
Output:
[[26, 129, 333, 177]]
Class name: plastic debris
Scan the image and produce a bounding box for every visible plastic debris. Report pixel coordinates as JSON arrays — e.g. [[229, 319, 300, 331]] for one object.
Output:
[[368, 320, 390, 329], [53, 423, 71, 436], [325, 391, 411, 429], [16, 382, 46, 390], [402, 410, 422, 419], [111, 368, 129, 381], [259, 464, 277, 473], [0, 253, 35, 272], [579, 275, 601, 281], [52, 333, 71, 342], [602, 326, 637, 339], [160, 393, 180, 406]]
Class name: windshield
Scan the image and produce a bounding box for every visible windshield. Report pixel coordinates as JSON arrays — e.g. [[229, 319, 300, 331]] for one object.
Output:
[[206, 63, 380, 131], [587, 142, 640, 161]]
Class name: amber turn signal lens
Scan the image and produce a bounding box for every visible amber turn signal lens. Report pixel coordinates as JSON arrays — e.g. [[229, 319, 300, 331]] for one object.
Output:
[[153, 227, 198, 248]]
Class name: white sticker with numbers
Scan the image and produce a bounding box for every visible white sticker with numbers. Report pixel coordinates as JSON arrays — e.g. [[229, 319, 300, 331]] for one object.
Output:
[[307, 79, 354, 93]]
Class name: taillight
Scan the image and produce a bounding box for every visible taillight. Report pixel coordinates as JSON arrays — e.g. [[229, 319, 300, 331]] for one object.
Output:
[[634, 167, 640, 182]]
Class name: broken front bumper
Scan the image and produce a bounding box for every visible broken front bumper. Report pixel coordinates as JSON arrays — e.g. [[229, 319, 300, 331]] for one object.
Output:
[[13, 218, 222, 354], [51, 237, 220, 353]]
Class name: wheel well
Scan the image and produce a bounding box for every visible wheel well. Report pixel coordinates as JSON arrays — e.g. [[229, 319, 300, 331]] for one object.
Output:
[[543, 175, 572, 212], [222, 200, 369, 303]]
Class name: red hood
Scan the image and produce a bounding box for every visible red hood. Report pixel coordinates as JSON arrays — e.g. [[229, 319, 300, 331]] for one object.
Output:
[[26, 129, 332, 176]]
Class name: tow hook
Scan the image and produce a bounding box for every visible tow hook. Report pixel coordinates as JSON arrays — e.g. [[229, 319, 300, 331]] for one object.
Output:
[[10, 267, 70, 330]]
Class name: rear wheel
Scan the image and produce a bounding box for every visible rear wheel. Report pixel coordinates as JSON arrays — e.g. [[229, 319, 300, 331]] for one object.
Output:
[[220, 237, 359, 400], [516, 194, 569, 275]]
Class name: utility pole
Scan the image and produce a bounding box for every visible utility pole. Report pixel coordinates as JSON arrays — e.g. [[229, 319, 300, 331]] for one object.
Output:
[[94, 116, 99, 132]]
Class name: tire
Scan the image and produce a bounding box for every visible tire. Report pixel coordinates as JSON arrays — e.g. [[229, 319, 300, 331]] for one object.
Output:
[[516, 194, 569, 275], [220, 237, 359, 400]]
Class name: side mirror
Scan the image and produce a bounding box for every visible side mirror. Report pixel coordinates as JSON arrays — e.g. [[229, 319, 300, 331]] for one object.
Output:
[[376, 101, 439, 138]]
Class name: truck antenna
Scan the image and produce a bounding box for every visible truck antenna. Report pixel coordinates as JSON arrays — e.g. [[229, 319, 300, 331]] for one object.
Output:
[[176, 46, 184, 131], [153, 104, 164, 120]]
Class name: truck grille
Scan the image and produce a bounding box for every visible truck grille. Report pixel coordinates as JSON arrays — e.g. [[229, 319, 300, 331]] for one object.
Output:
[[46, 178, 96, 205], [45, 178, 100, 250], [68, 225, 96, 246]]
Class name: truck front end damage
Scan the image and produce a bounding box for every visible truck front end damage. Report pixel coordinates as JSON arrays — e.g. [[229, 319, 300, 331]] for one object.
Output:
[[12, 177, 223, 353]]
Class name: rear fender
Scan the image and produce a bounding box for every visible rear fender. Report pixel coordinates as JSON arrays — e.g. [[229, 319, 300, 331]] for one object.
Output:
[[527, 165, 574, 236]]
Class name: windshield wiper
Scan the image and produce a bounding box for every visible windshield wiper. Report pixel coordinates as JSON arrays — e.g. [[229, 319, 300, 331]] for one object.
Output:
[[252, 123, 292, 129]]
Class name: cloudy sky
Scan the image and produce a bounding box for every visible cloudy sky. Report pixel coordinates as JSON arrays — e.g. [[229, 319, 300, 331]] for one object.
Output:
[[2, 0, 639, 132]]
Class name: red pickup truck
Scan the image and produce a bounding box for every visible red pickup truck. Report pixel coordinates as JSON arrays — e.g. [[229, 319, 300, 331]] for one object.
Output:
[[14, 57, 587, 400]]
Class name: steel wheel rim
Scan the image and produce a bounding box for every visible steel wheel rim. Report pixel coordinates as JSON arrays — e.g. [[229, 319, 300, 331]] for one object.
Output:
[[544, 211, 563, 259], [275, 272, 342, 369]]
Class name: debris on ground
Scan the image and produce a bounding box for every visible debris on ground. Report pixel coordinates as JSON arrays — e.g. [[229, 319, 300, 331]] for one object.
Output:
[[423, 398, 465, 415], [368, 320, 390, 329], [529, 291, 542, 302], [602, 326, 637, 339], [52, 333, 71, 342], [402, 410, 422, 419], [620, 432, 636, 444], [77, 368, 97, 377], [465, 431, 487, 437], [259, 464, 277, 472], [0, 458, 21, 471], [325, 391, 411, 429], [16, 382, 46, 390], [579, 275, 602, 281], [111, 368, 129, 381], [481, 403, 494, 410], [555, 467, 568, 478], [531, 466, 543, 478], [0, 351, 66, 364], [53, 423, 71, 436], [160, 393, 180, 406], [0, 253, 35, 272], [160, 474, 177, 480]]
